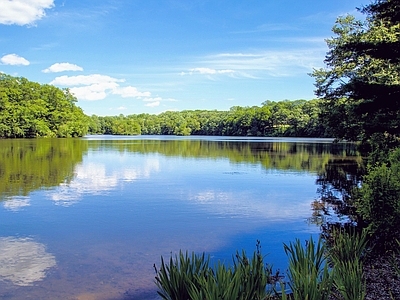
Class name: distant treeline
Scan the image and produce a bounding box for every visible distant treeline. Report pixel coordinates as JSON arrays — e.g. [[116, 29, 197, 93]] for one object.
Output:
[[0, 73, 329, 138], [88, 99, 328, 137]]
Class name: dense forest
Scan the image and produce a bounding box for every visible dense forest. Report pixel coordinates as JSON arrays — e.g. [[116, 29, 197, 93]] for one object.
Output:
[[87, 99, 326, 137], [0, 72, 328, 138]]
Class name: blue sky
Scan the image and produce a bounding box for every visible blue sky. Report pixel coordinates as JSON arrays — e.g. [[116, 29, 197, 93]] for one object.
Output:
[[1, 0, 364, 116]]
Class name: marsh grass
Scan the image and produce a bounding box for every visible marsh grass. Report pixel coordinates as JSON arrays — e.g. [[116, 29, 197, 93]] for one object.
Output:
[[154, 251, 210, 300], [327, 227, 368, 300], [154, 241, 274, 300], [154, 234, 372, 300], [282, 236, 332, 300]]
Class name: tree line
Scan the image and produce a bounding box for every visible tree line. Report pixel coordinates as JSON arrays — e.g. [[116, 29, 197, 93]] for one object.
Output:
[[87, 99, 327, 137]]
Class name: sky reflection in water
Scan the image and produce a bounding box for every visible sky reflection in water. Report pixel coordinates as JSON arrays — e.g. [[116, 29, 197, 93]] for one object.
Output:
[[0, 137, 356, 299]]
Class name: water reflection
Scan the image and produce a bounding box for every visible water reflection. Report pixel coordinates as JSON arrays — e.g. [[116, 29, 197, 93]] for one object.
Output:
[[47, 157, 160, 206], [0, 137, 359, 204], [0, 138, 87, 201], [0, 136, 363, 299], [0, 237, 56, 286], [3, 196, 30, 211]]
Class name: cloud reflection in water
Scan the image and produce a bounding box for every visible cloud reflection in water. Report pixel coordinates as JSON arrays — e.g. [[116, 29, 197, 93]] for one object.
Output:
[[3, 196, 30, 211], [0, 237, 56, 286], [190, 189, 312, 221], [48, 157, 160, 206]]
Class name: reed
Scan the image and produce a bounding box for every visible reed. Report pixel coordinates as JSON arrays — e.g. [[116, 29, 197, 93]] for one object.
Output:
[[332, 258, 365, 300], [327, 227, 367, 300], [154, 251, 210, 300], [154, 241, 274, 300], [283, 236, 332, 300]]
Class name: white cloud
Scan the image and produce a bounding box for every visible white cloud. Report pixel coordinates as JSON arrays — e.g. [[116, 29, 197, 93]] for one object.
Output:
[[143, 97, 162, 102], [0, 54, 30, 66], [145, 101, 160, 107], [50, 74, 123, 86], [42, 62, 83, 73], [69, 85, 109, 101], [0, 0, 55, 26], [50, 74, 151, 101], [112, 86, 151, 98], [200, 49, 326, 77], [182, 67, 235, 76]]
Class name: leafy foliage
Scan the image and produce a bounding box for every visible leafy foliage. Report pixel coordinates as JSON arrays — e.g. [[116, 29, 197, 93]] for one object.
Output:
[[0, 74, 88, 138], [311, 0, 400, 142], [355, 148, 400, 251], [88, 99, 328, 137]]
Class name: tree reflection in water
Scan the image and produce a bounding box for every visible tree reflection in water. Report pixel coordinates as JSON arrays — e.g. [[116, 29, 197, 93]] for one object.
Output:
[[311, 156, 365, 226]]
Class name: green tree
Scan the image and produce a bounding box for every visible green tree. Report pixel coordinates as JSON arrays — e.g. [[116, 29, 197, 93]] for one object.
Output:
[[312, 0, 400, 142], [0, 74, 88, 138]]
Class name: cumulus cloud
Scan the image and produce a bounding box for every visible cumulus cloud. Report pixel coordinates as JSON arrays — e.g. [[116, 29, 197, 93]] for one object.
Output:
[[0, 54, 30, 66], [0, 0, 55, 26], [50, 74, 123, 86], [42, 62, 83, 73], [112, 86, 151, 98], [50, 74, 152, 101]]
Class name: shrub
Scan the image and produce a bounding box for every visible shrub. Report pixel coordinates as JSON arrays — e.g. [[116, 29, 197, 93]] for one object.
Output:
[[355, 148, 400, 251]]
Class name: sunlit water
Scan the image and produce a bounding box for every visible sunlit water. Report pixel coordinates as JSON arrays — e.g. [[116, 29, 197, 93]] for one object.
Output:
[[0, 136, 359, 299]]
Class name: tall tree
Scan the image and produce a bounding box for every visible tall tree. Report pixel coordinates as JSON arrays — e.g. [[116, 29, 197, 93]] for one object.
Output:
[[312, 0, 400, 142], [0, 74, 88, 138]]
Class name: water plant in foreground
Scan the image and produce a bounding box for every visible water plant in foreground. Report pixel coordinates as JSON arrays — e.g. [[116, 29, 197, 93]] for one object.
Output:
[[154, 241, 275, 300], [327, 227, 367, 300], [282, 236, 332, 300], [154, 251, 210, 300]]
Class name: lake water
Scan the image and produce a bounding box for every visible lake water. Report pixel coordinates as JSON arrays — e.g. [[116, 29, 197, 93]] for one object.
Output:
[[0, 136, 360, 299]]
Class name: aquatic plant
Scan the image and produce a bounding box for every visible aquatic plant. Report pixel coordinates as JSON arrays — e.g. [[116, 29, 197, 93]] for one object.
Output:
[[154, 241, 274, 300], [327, 227, 367, 300], [154, 251, 210, 300], [282, 236, 332, 300]]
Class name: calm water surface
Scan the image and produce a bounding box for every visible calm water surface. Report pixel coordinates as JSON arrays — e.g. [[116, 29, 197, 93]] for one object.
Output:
[[0, 136, 360, 299]]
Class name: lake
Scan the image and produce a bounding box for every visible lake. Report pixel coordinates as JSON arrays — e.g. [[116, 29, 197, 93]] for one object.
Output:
[[0, 136, 361, 299]]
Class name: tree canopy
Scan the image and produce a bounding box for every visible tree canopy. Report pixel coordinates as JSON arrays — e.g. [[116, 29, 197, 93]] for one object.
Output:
[[0, 74, 88, 138], [88, 99, 327, 138], [312, 0, 400, 142]]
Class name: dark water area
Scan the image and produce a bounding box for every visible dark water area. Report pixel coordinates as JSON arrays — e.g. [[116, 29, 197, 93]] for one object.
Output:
[[0, 136, 362, 299]]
